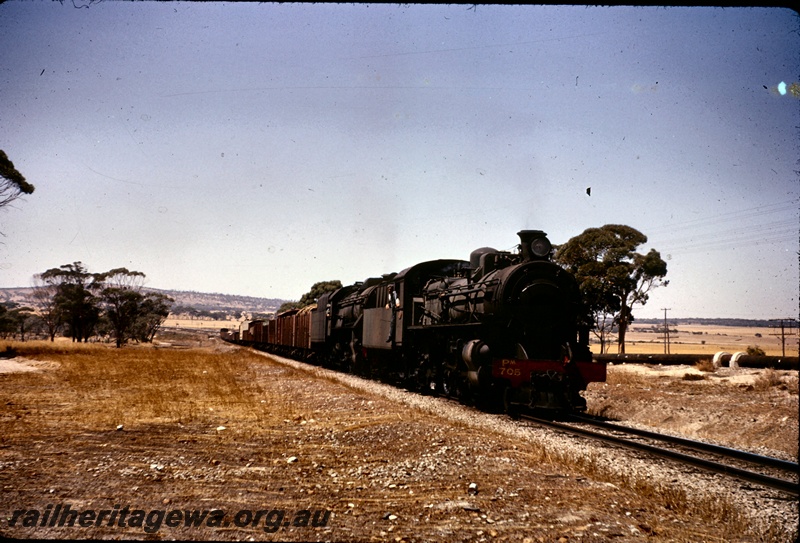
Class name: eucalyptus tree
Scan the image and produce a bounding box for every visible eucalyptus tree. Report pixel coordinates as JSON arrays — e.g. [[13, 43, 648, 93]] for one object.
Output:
[[0, 304, 36, 341], [0, 150, 35, 210], [132, 292, 174, 343], [278, 280, 343, 313], [38, 263, 173, 346], [96, 268, 147, 348], [31, 273, 62, 341], [555, 225, 668, 354], [41, 262, 101, 343], [96, 269, 173, 347]]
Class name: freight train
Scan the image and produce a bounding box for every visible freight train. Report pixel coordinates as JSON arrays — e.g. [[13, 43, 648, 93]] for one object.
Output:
[[222, 230, 606, 412]]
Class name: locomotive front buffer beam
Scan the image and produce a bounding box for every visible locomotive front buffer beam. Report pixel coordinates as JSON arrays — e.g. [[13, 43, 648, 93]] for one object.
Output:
[[492, 357, 606, 411]]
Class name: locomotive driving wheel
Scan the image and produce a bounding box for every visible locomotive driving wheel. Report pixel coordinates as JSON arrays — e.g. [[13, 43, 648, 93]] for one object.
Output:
[[441, 363, 470, 404]]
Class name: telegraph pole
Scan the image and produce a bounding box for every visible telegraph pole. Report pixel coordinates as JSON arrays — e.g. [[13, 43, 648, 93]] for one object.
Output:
[[662, 308, 671, 354], [770, 318, 798, 357]]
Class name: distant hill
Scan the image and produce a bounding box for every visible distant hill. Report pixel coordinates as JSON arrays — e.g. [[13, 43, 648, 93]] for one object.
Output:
[[151, 289, 286, 314], [0, 287, 33, 307], [0, 287, 288, 318]]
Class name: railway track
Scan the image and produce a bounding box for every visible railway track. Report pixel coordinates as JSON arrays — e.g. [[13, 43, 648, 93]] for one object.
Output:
[[520, 413, 799, 496]]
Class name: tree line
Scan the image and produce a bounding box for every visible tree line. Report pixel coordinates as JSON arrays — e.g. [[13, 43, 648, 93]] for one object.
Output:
[[2, 221, 664, 354], [1, 262, 173, 348], [277, 280, 343, 314]]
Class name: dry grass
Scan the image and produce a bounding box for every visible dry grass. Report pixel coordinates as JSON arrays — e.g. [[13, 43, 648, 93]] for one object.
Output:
[[694, 358, 717, 372], [752, 368, 782, 390], [4, 340, 281, 435], [752, 368, 799, 393], [786, 374, 800, 395], [602, 366, 660, 388], [5, 339, 108, 357], [535, 441, 759, 540]]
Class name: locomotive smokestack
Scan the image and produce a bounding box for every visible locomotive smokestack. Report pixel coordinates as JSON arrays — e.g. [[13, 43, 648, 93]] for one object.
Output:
[[517, 230, 552, 261]]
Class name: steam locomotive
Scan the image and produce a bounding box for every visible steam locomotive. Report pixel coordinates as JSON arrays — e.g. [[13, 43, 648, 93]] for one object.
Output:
[[223, 230, 606, 412]]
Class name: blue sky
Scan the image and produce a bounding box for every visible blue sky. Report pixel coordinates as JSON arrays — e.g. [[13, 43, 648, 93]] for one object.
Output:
[[1, 3, 798, 319]]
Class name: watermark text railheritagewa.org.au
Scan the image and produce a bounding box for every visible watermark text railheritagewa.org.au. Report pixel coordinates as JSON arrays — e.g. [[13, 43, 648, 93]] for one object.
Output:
[[7, 503, 331, 534]]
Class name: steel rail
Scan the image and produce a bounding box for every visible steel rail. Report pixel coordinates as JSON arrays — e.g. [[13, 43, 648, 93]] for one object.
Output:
[[520, 414, 799, 496], [566, 414, 799, 474]]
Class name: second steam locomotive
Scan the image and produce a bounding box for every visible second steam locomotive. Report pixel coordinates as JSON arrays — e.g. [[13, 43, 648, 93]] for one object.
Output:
[[224, 230, 606, 412]]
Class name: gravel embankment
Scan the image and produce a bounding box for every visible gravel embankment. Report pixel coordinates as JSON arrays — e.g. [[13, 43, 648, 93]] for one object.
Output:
[[259, 350, 799, 542]]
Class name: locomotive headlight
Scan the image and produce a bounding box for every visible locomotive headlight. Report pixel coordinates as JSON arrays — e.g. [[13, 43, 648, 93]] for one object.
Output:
[[530, 237, 552, 258]]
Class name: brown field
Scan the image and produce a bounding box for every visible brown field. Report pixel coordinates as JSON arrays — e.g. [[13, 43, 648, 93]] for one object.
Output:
[[593, 323, 799, 357], [161, 317, 241, 330]]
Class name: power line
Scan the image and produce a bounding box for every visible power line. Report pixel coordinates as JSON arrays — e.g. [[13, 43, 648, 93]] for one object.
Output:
[[658, 227, 797, 254], [645, 200, 798, 236], [656, 218, 796, 245], [646, 201, 798, 255]]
